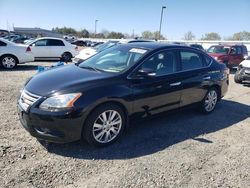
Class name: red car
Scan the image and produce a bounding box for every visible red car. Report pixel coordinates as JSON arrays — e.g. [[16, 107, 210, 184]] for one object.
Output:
[[207, 44, 248, 67]]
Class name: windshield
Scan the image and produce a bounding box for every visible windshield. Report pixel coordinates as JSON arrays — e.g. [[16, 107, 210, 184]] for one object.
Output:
[[207, 46, 230, 54], [94, 41, 119, 52], [79, 45, 149, 73]]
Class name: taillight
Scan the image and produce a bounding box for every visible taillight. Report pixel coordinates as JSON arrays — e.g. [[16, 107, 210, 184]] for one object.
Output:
[[26, 46, 31, 52]]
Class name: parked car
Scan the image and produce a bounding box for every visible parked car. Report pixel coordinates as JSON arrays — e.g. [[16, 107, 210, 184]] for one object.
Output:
[[12, 36, 30, 44], [17, 43, 229, 146], [189, 44, 205, 51], [71, 40, 87, 47], [0, 38, 34, 69], [90, 41, 104, 47], [28, 37, 79, 61], [207, 44, 248, 67], [234, 56, 250, 83], [73, 40, 119, 62], [73, 39, 153, 63]]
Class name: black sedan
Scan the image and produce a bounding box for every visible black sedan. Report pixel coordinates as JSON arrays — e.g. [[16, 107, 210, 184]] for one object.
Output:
[[18, 43, 229, 146]]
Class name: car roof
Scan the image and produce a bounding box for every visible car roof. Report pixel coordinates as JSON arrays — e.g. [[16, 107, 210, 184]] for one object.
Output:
[[211, 44, 246, 47], [119, 42, 190, 50], [35, 37, 65, 40]]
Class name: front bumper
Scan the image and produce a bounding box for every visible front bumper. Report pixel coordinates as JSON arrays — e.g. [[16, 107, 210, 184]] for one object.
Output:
[[237, 67, 250, 81], [17, 104, 84, 143]]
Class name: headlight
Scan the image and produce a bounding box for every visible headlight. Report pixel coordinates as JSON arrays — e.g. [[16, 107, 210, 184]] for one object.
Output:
[[39, 93, 82, 111], [214, 57, 218, 60]]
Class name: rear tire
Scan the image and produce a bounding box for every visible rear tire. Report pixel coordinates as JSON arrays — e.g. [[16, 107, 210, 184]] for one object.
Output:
[[61, 52, 72, 62], [200, 88, 219, 114], [82, 104, 126, 147], [0, 55, 18, 69]]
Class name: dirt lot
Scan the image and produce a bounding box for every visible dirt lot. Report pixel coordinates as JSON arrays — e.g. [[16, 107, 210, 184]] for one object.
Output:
[[0, 62, 250, 188]]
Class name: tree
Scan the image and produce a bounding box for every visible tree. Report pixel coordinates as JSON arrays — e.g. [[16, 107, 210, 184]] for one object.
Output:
[[141, 30, 165, 40], [141, 30, 154, 39], [52, 27, 77, 35], [183, 31, 195, 40], [201, 32, 221, 40], [107, 32, 124, 39], [95, 33, 105, 38], [80, 29, 89, 38], [231, 31, 250, 41]]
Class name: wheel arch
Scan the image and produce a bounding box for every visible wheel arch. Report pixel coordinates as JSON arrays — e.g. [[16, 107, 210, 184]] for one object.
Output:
[[81, 100, 130, 133], [0, 54, 19, 64]]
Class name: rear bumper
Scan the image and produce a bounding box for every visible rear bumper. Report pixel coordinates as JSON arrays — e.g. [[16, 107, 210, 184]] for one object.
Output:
[[17, 105, 84, 143]]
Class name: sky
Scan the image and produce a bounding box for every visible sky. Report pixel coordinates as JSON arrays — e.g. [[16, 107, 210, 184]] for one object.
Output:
[[0, 0, 249, 39]]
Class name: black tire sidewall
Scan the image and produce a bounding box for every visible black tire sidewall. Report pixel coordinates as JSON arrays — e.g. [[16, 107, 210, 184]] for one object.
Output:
[[234, 71, 242, 84], [82, 104, 126, 147], [61, 52, 72, 62], [1, 55, 17, 69]]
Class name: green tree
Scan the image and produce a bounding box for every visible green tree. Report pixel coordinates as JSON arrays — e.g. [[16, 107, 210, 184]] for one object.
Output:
[[141, 31, 165, 40], [183, 31, 195, 40], [107, 32, 124, 39], [80, 29, 89, 38], [141, 30, 154, 39], [201, 32, 221, 40], [95, 33, 105, 38], [52, 27, 77, 35], [231, 31, 250, 40]]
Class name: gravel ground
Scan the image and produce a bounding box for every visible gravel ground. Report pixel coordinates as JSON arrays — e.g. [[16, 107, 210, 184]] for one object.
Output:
[[0, 62, 250, 188]]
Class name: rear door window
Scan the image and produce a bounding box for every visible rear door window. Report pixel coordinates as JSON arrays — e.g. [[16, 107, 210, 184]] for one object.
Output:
[[47, 39, 65, 46], [180, 51, 206, 71]]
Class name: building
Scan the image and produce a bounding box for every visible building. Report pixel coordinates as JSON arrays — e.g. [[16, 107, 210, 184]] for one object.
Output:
[[13, 27, 63, 38]]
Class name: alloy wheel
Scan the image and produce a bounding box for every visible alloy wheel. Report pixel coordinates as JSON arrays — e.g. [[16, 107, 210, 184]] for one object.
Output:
[[92, 110, 122, 144], [2, 56, 16, 69], [204, 90, 218, 112]]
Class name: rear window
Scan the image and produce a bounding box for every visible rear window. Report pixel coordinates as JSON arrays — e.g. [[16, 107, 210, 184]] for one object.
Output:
[[0, 41, 7, 46], [47, 39, 65, 46], [242, 46, 248, 55]]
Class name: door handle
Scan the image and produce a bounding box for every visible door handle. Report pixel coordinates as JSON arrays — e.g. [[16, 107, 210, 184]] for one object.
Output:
[[203, 76, 211, 80], [170, 82, 181, 86]]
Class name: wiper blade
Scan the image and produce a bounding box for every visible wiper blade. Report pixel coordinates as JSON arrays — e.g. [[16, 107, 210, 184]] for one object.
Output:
[[80, 65, 103, 72]]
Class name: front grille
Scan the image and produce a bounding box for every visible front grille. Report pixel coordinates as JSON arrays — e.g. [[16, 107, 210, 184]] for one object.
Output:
[[18, 90, 41, 112]]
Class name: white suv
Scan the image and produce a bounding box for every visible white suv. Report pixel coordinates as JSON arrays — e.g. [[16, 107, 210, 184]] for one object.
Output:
[[28, 37, 79, 61]]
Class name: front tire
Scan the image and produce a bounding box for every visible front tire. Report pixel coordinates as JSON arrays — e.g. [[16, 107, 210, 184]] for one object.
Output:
[[234, 71, 243, 84], [0, 55, 17, 69], [200, 88, 219, 114], [83, 104, 126, 147]]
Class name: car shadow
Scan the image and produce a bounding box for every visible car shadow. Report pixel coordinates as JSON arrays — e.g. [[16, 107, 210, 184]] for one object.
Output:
[[46, 99, 250, 160], [230, 67, 237, 74], [0, 64, 38, 71]]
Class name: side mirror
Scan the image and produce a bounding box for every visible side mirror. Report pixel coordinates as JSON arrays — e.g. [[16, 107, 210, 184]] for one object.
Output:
[[137, 68, 156, 77]]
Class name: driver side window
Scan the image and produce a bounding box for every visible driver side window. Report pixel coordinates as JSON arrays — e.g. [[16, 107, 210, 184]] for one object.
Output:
[[140, 50, 177, 76]]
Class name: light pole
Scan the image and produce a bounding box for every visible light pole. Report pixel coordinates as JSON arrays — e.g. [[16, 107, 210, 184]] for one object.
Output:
[[95, 19, 98, 38], [159, 6, 166, 40]]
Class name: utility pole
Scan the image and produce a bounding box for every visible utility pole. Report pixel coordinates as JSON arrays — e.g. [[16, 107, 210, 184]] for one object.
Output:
[[95, 19, 98, 38], [159, 6, 166, 40]]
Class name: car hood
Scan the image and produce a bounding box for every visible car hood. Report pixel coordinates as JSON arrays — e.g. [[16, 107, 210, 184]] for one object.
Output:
[[25, 64, 114, 96], [240, 59, 250, 68]]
